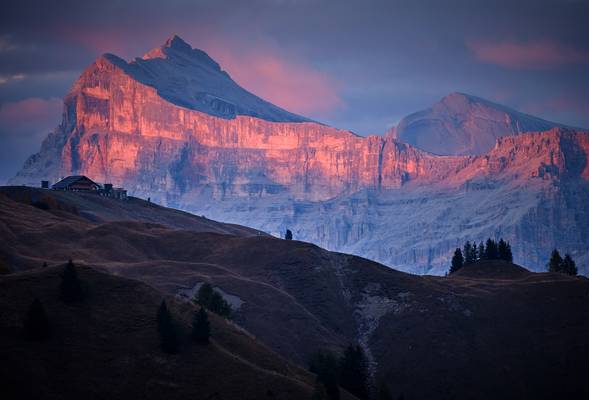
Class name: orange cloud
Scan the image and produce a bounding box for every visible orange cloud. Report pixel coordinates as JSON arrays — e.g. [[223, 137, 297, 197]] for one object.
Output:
[[468, 39, 589, 69], [201, 40, 344, 118]]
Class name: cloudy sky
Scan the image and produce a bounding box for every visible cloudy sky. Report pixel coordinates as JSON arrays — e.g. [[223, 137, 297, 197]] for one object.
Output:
[[1, 0, 588, 182]]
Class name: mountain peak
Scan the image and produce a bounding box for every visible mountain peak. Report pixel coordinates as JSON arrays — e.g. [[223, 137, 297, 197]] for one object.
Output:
[[391, 92, 569, 155], [143, 34, 194, 60], [163, 34, 192, 52], [118, 36, 311, 122]]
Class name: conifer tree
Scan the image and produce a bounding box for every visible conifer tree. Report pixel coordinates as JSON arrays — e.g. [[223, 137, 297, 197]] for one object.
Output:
[[463, 241, 473, 265], [478, 242, 485, 260], [209, 291, 232, 318], [192, 307, 211, 344], [562, 254, 578, 276], [339, 345, 369, 400], [449, 248, 464, 274], [498, 239, 510, 261], [485, 238, 498, 259], [42, 261, 48, 268], [548, 249, 563, 273], [196, 283, 214, 307], [194, 283, 232, 318], [469, 242, 478, 263], [505, 241, 513, 262], [157, 300, 179, 353], [285, 229, 293, 240], [23, 298, 50, 341], [60, 259, 83, 303], [309, 351, 340, 400]]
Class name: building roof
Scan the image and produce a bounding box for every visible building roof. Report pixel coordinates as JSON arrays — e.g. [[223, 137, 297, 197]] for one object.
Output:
[[52, 175, 100, 189]]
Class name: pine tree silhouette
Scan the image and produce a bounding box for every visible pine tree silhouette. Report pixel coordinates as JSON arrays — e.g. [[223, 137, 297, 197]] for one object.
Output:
[[563, 254, 578, 276], [285, 229, 293, 240], [157, 300, 179, 353], [338, 345, 369, 400], [449, 248, 464, 274], [192, 307, 211, 344], [485, 238, 498, 259], [463, 241, 473, 265], [60, 260, 83, 303], [309, 350, 340, 400], [548, 249, 564, 273], [478, 242, 485, 260], [23, 298, 51, 341]]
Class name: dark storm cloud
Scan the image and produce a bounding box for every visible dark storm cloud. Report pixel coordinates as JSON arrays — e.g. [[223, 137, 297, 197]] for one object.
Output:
[[1, 0, 588, 181]]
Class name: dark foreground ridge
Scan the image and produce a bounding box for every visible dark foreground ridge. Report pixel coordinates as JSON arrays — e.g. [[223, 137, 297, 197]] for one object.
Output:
[[1, 187, 589, 399], [0, 265, 328, 400]]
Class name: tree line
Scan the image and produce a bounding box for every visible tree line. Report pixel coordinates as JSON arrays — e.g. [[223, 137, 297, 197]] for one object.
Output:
[[449, 240, 579, 276], [449, 238, 513, 274]]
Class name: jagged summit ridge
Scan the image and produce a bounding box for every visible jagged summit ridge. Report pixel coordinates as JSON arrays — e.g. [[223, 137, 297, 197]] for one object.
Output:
[[390, 92, 572, 155], [92, 35, 311, 122]]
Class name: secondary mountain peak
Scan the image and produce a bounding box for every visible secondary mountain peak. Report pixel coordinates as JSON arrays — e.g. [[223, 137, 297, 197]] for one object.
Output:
[[391, 92, 570, 155]]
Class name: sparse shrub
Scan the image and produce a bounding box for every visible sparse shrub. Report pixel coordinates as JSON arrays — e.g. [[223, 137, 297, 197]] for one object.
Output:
[[449, 248, 464, 274], [157, 300, 179, 353], [192, 307, 210, 344], [23, 298, 51, 341], [60, 260, 84, 303], [285, 229, 293, 240]]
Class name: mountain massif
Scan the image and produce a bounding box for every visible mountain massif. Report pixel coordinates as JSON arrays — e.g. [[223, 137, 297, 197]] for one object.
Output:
[[11, 35, 589, 274], [1, 187, 589, 400]]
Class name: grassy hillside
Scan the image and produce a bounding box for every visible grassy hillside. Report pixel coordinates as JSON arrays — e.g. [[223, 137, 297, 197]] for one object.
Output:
[[0, 265, 331, 400], [1, 187, 589, 399]]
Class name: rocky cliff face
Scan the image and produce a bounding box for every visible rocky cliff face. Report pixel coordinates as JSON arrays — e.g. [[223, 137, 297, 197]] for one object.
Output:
[[12, 36, 589, 274]]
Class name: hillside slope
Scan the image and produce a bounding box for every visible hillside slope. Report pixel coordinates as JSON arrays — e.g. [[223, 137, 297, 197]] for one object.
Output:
[[0, 265, 325, 400], [1, 188, 588, 399]]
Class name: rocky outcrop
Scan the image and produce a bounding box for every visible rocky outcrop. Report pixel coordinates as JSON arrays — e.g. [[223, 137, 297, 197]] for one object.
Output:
[[11, 36, 589, 274]]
